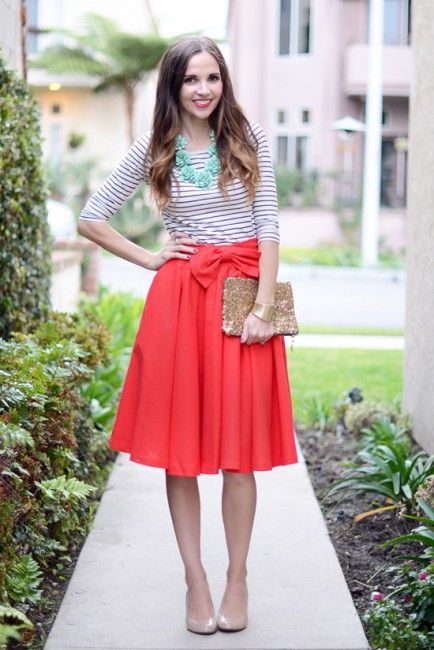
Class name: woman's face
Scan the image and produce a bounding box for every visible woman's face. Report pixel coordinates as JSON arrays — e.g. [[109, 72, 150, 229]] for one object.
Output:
[[179, 50, 223, 122]]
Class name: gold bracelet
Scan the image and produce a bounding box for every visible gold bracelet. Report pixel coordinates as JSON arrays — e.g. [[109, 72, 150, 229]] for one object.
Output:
[[251, 302, 275, 322]]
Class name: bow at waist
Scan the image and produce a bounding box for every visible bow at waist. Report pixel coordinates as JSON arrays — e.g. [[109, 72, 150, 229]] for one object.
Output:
[[189, 241, 261, 288]]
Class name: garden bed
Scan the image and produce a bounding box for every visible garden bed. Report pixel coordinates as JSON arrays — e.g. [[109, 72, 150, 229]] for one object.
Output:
[[8, 472, 114, 650], [296, 422, 427, 640]]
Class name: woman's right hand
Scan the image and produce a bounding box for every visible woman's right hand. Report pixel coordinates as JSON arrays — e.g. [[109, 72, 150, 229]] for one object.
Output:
[[148, 231, 201, 271]]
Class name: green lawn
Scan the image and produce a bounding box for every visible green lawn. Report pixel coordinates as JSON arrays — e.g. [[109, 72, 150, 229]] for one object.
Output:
[[286, 347, 403, 424]]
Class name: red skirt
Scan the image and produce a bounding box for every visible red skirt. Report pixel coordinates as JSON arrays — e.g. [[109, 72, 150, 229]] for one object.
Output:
[[109, 236, 298, 476]]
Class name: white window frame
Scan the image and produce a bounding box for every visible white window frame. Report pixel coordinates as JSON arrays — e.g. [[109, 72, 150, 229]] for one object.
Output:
[[276, 0, 312, 57]]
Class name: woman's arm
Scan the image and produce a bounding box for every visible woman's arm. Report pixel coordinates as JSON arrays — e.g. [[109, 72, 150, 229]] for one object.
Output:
[[255, 240, 279, 304], [77, 222, 199, 271], [77, 132, 157, 269], [249, 121, 280, 305], [241, 122, 280, 344], [77, 133, 199, 270], [77, 220, 154, 269]]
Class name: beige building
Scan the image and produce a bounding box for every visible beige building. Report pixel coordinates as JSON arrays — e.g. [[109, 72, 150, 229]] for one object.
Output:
[[227, 0, 411, 210], [26, 0, 157, 174]]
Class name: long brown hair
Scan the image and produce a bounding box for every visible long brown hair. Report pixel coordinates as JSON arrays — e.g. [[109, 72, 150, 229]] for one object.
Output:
[[146, 35, 261, 213]]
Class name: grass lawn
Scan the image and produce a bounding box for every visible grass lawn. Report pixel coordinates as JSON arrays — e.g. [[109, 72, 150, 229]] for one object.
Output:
[[286, 347, 403, 425]]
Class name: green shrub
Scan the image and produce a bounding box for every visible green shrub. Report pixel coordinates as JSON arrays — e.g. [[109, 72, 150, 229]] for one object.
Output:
[[0, 51, 52, 340], [0, 286, 147, 646], [325, 439, 434, 511], [360, 417, 412, 452], [0, 604, 33, 648], [364, 596, 432, 650], [76, 286, 145, 431], [344, 400, 402, 435], [274, 166, 319, 208], [302, 394, 334, 432], [0, 305, 115, 646]]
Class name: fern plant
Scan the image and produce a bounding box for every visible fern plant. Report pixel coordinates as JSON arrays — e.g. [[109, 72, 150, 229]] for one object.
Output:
[[5, 554, 44, 605], [35, 475, 97, 539], [0, 604, 34, 648]]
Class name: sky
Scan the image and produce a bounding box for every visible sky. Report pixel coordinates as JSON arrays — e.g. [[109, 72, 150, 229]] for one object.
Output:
[[148, 0, 229, 40]]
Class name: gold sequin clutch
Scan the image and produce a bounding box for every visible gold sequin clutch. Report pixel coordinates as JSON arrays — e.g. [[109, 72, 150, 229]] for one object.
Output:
[[222, 277, 299, 337]]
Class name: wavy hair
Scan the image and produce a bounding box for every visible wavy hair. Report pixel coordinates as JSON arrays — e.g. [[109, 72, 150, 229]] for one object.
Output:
[[145, 35, 261, 213]]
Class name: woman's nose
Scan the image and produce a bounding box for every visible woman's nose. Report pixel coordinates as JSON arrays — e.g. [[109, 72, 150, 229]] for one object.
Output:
[[198, 81, 210, 95]]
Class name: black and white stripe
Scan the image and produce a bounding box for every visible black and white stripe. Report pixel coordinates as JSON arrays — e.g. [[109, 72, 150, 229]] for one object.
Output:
[[79, 121, 280, 245]]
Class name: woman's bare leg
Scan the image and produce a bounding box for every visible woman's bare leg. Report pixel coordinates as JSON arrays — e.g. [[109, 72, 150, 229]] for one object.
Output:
[[165, 473, 215, 619], [219, 470, 257, 617]]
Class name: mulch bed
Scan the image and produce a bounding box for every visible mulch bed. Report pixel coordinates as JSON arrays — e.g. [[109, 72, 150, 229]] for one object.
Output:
[[296, 423, 423, 640]]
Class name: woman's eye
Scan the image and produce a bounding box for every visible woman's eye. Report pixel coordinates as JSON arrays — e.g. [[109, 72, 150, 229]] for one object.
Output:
[[184, 76, 220, 83]]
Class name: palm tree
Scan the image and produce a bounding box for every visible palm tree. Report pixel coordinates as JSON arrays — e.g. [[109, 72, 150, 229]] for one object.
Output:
[[29, 13, 169, 143]]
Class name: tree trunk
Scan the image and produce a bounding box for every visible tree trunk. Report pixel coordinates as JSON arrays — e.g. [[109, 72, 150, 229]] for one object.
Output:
[[20, 0, 28, 81], [125, 85, 135, 145]]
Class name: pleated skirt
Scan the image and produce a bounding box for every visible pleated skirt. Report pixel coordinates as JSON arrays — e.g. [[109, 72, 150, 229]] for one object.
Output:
[[108, 236, 299, 476]]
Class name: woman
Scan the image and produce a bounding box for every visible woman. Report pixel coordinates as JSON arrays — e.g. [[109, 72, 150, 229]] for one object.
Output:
[[78, 35, 298, 635]]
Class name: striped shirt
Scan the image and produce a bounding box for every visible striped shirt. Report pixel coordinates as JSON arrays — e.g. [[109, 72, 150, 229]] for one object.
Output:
[[79, 120, 280, 245]]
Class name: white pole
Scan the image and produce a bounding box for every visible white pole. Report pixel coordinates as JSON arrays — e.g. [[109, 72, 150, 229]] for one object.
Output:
[[361, 0, 384, 266]]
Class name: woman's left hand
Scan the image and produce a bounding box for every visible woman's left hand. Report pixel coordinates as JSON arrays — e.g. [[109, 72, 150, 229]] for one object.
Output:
[[240, 312, 275, 345]]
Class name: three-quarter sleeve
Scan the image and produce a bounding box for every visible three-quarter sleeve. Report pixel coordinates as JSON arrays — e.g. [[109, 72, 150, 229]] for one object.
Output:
[[79, 131, 152, 222], [249, 122, 280, 244]]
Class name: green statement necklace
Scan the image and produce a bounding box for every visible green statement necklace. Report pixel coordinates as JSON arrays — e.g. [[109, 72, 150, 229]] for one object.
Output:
[[174, 129, 221, 189]]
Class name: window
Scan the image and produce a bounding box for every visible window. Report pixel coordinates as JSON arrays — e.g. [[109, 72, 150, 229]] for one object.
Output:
[[295, 136, 308, 169], [380, 138, 407, 207], [49, 123, 63, 166], [382, 0, 411, 45], [277, 109, 287, 124], [26, 0, 39, 54], [277, 136, 289, 165], [278, 0, 311, 55], [301, 109, 311, 123], [27, 0, 66, 53], [275, 134, 310, 170]]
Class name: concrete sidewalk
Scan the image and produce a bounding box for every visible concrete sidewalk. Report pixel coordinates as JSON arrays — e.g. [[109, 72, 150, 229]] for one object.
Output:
[[99, 255, 405, 329], [286, 333, 404, 349], [44, 443, 369, 650]]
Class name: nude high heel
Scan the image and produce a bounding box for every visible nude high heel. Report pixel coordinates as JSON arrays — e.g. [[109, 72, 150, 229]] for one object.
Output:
[[217, 581, 248, 632], [216, 609, 248, 632], [185, 590, 218, 634]]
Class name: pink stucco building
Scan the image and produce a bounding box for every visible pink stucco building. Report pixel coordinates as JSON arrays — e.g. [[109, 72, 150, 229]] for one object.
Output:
[[227, 0, 411, 210]]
